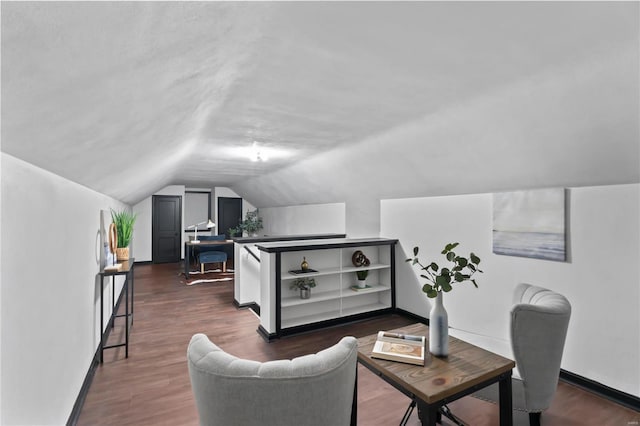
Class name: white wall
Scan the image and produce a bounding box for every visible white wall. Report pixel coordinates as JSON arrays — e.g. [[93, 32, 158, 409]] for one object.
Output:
[[1, 153, 129, 424], [233, 242, 261, 306], [184, 190, 211, 230], [259, 202, 346, 236], [132, 197, 152, 262], [132, 185, 185, 262], [381, 183, 640, 397], [0, 132, 3, 423]]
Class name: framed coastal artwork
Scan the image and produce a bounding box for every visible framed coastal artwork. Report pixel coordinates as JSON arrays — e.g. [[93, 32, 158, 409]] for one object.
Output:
[[493, 188, 566, 262]]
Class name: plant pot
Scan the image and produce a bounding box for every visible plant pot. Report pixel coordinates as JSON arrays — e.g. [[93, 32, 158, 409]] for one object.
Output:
[[429, 292, 449, 357], [300, 288, 311, 299], [357, 278, 367, 289], [116, 247, 130, 261]]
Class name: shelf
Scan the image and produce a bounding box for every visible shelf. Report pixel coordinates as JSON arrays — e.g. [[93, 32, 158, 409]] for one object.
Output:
[[282, 290, 341, 307], [282, 310, 341, 329], [281, 263, 390, 281], [282, 285, 390, 307], [281, 266, 342, 281], [282, 303, 391, 328], [341, 263, 390, 274], [342, 284, 390, 298], [342, 303, 390, 317], [263, 237, 397, 337]]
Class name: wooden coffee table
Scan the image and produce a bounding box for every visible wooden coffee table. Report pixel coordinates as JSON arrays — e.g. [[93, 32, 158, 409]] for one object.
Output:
[[357, 323, 515, 426]]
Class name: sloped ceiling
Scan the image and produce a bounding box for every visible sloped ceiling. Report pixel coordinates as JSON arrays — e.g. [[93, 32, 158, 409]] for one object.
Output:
[[2, 1, 638, 206]]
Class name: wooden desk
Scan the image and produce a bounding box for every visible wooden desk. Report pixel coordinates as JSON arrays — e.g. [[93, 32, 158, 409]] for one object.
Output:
[[357, 323, 515, 426], [98, 258, 135, 363], [184, 240, 234, 277]]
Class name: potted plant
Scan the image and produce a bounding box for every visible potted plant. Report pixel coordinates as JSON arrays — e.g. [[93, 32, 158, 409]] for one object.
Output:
[[228, 227, 239, 238], [352, 250, 370, 288], [110, 209, 137, 261], [405, 242, 482, 357], [290, 277, 316, 299], [239, 209, 263, 237], [355, 270, 369, 288]]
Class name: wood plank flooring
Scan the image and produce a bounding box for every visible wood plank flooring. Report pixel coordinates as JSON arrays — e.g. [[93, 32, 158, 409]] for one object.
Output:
[[77, 262, 639, 425]]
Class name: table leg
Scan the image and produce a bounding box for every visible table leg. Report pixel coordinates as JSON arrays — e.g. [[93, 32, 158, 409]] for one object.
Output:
[[350, 367, 357, 426], [131, 265, 134, 324], [184, 244, 190, 277], [417, 401, 438, 426], [111, 276, 115, 329], [125, 276, 129, 358], [499, 371, 513, 426], [100, 275, 104, 363]]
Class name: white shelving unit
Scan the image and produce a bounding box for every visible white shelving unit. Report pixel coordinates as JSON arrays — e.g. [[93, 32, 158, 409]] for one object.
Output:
[[256, 238, 397, 339]]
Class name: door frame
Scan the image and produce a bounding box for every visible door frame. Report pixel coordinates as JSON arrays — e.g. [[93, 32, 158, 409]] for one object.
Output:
[[217, 196, 243, 239], [152, 195, 183, 263]]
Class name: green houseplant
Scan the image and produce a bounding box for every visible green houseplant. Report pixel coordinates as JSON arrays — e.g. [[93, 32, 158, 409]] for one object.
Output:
[[406, 242, 482, 357], [239, 209, 263, 237], [111, 209, 137, 261], [352, 250, 370, 288], [355, 270, 369, 281], [290, 277, 316, 299]]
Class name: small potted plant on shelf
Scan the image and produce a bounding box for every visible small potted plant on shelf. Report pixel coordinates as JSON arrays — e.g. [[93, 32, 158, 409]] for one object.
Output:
[[355, 270, 369, 288], [290, 277, 316, 299], [352, 250, 371, 288], [110, 208, 137, 261]]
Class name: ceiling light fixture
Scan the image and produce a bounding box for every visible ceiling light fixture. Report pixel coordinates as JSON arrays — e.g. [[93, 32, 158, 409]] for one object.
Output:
[[251, 141, 268, 162]]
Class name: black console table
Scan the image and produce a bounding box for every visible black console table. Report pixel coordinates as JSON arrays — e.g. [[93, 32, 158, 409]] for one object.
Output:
[[98, 258, 135, 363]]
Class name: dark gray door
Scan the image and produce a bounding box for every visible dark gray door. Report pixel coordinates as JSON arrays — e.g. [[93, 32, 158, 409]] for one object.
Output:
[[152, 195, 182, 263], [218, 197, 242, 239]]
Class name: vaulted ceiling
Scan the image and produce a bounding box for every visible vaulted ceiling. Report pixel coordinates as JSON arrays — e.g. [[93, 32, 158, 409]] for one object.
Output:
[[2, 2, 638, 206]]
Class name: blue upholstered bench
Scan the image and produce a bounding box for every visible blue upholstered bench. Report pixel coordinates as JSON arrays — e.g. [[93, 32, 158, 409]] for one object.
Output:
[[198, 250, 228, 273], [194, 235, 228, 273]]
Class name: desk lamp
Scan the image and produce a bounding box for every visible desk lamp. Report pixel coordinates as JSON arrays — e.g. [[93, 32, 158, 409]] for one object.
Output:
[[188, 219, 216, 243]]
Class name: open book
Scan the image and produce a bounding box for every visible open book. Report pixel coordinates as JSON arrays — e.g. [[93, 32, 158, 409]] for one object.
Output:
[[371, 331, 426, 366]]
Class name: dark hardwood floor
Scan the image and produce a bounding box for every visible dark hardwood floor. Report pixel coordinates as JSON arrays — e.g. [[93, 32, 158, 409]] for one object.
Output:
[[78, 263, 639, 425]]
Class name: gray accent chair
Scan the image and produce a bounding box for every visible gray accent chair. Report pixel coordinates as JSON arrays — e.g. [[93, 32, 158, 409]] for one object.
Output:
[[187, 333, 358, 426], [473, 283, 571, 426], [511, 283, 571, 425]]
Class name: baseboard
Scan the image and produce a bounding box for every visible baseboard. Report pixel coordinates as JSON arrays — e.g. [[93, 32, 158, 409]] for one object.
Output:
[[67, 280, 128, 425], [560, 369, 640, 411], [66, 352, 99, 426], [257, 325, 278, 342], [133, 260, 152, 265], [233, 299, 260, 314], [394, 307, 429, 325]]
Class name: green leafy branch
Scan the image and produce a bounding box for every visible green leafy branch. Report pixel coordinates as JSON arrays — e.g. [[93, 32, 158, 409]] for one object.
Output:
[[405, 242, 482, 298]]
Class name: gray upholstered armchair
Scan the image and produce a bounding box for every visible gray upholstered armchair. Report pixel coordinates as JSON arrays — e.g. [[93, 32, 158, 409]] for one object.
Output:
[[187, 333, 358, 426], [472, 283, 571, 426], [511, 283, 572, 426]]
